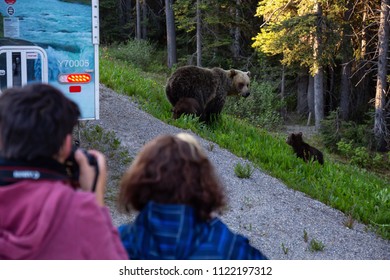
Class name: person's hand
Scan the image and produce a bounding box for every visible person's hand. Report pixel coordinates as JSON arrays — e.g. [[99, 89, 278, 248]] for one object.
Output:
[[74, 149, 107, 206]]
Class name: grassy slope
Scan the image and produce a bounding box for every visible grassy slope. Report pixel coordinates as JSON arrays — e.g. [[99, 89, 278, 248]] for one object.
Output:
[[99, 52, 390, 240]]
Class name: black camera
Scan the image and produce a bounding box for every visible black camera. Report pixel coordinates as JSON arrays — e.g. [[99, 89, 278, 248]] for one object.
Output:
[[64, 144, 99, 192]]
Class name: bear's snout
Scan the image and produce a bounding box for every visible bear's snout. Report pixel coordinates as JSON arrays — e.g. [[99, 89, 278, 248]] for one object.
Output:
[[241, 91, 250, 98]]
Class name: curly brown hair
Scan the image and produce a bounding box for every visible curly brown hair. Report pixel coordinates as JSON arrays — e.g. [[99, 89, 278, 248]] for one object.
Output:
[[118, 134, 226, 221]]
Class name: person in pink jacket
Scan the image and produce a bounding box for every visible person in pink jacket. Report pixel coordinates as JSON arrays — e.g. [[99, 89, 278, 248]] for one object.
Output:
[[0, 83, 127, 260]]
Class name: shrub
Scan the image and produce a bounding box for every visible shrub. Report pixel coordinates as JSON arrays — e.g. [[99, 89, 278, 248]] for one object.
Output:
[[234, 162, 254, 179], [223, 81, 284, 129], [108, 39, 157, 71], [319, 110, 342, 152], [320, 109, 375, 152], [350, 147, 370, 167], [337, 139, 389, 171], [309, 239, 325, 252], [336, 139, 354, 157]]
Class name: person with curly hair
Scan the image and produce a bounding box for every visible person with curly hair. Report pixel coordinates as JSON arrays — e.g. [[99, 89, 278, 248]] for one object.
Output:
[[117, 133, 268, 260]]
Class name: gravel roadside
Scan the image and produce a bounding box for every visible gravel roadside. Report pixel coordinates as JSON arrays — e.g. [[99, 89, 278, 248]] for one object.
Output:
[[82, 84, 389, 260]]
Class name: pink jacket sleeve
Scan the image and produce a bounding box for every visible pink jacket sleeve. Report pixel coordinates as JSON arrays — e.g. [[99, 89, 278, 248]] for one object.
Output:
[[74, 193, 128, 259]]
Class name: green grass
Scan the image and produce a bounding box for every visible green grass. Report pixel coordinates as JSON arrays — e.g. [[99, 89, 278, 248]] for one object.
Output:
[[281, 243, 289, 255], [234, 162, 255, 179], [99, 48, 390, 240], [309, 239, 325, 252], [76, 124, 133, 206], [78, 124, 132, 165]]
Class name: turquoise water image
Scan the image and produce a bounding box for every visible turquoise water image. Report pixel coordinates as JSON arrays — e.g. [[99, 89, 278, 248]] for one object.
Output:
[[0, 0, 97, 119]]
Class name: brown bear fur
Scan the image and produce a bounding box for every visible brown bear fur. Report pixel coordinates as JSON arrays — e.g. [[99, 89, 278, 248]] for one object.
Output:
[[166, 65, 251, 123], [172, 97, 202, 119], [286, 132, 324, 165]]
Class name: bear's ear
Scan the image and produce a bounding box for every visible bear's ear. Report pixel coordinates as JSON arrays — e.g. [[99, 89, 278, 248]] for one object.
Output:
[[246, 71, 251, 78], [290, 133, 296, 139], [298, 132, 303, 137], [229, 69, 237, 77]]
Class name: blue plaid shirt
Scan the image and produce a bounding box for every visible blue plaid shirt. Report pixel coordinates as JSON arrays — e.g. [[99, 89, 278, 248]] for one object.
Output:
[[118, 202, 268, 260]]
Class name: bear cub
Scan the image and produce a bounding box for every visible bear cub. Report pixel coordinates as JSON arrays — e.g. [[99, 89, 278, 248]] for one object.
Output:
[[172, 97, 202, 120], [286, 132, 324, 165]]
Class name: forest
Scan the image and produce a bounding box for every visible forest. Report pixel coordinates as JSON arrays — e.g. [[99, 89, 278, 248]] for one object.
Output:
[[100, 0, 389, 153], [97, 0, 389, 238]]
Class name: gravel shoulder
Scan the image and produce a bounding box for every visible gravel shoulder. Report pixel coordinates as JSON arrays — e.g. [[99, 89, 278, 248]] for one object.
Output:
[[84, 84, 389, 260]]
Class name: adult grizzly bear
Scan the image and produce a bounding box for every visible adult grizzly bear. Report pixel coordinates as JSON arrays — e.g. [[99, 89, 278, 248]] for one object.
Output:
[[166, 65, 251, 123]]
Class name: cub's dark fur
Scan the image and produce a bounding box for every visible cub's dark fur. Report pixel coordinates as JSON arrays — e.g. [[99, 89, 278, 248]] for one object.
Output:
[[286, 132, 324, 165], [172, 97, 202, 119]]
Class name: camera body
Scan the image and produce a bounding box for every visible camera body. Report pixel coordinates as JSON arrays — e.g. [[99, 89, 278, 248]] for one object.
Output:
[[64, 145, 99, 191]]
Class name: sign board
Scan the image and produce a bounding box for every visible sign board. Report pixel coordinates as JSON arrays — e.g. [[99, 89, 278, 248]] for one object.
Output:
[[0, 0, 100, 120]]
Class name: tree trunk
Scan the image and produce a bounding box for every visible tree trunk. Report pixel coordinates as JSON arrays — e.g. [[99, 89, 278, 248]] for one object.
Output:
[[340, 61, 352, 120], [374, 0, 389, 151], [307, 75, 315, 121], [361, 0, 368, 59], [339, 1, 354, 120], [196, 0, 202, 66], [314, 68, 324, 129], [136, 0, 141, 40], [280, 65, 287, 120], [165, 0, 177, 68], [231, 0, 241, 60], [142, 0, 148, 39], [313, 2, 324, 130]]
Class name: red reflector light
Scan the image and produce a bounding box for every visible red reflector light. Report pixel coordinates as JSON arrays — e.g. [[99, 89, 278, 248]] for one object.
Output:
[[58, 73, 91, 83], [69, 86, 81, 93]]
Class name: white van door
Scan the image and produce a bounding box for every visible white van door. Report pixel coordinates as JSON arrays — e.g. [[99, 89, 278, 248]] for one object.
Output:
[[0, 46, 48, 92]]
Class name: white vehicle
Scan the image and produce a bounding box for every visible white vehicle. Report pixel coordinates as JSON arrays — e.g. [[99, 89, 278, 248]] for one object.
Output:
[[0, 0, 99, 120]]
